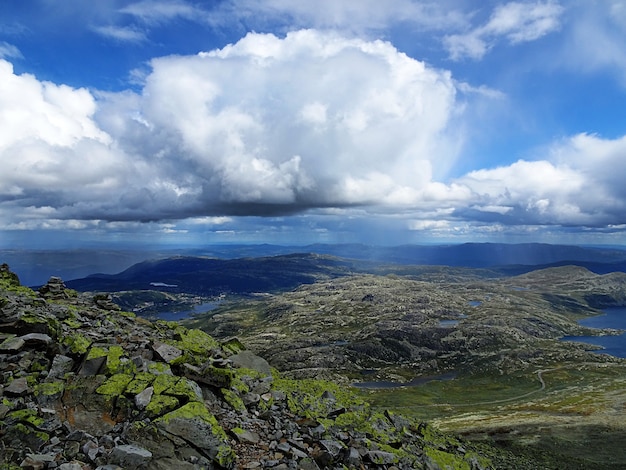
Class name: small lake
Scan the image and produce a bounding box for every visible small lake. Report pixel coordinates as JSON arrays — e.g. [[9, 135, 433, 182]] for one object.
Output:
[[156, 301, 221, 322], [562, 307, 626, 358]]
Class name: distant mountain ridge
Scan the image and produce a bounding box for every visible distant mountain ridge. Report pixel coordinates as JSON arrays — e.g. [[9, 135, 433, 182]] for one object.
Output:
[[65, 253, 357, 295], [61, 243, 626, 296]]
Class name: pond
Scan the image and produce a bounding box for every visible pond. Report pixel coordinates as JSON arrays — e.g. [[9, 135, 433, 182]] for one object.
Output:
[[155, 301, 221, 322], [561, 307, 626, 358]]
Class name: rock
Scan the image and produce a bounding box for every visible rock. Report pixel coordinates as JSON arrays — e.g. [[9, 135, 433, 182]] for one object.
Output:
[[366, 450, 398, 465], [0, 336, 25, 352], [48, 354, 75, 379], [58, 463, 85, 470], [19, 333, 53, 346], [152, 341, 183, 363], [19, 453, 57, 470], [5, 376, 31, 396], [232, 428, 260, 444], [78, 355, 107, 376], [134, 385, 154, 410], [229, 350, 272, 377], [109, 444, 152, 468], [39, 276, 70, 299]]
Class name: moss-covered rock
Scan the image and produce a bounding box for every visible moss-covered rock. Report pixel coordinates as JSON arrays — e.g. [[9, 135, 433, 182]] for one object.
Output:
[[221, 388, 246, 412], [96, 373, 134, 396]]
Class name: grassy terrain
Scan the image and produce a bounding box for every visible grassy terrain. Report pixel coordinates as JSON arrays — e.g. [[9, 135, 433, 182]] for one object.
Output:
[[122, 264, 626, 468]]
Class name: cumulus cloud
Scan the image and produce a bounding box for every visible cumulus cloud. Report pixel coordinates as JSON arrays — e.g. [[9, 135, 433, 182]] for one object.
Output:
[[454, 133, 626, 227], [445, 1, 564, 60], [3, 28, 626, 239], [0, 31, 460, 226]]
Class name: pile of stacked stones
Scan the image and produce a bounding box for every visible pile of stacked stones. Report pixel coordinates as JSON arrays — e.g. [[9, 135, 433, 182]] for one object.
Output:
[[0, 264, 492, 469]]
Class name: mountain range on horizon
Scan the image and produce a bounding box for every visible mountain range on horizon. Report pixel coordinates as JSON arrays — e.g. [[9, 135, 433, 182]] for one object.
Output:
[[0, 242, 613, 296]]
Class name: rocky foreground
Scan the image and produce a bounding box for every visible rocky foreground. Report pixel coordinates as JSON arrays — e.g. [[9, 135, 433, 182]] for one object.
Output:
[[0, 264, 503, 470]]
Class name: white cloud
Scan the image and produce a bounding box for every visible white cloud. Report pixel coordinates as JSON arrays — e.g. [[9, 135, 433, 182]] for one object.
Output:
[[212, 0, 467, 33], [3, 27, 626, 240], [92, 25, 147, 42], [0, 31, 461, 226], [561, 0, 626, 85], [454, 133, 626, 226], [445, 1, 564, 60], [0, 42, 22, 60], [120, 0, 199, 24]]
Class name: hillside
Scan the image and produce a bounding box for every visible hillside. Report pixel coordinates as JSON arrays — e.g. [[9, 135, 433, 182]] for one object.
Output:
[[1, 264, 523, 469], [65, 254, 361, 296], [185, 265, 626, 468]]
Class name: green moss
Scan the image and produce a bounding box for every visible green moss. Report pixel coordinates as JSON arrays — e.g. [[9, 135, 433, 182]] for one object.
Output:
[[147, 362, 172, 375], [221, 388, 246, 412], [125, 373, 156, 395], [86, 346, 108, 361], [117, 310, 136, 318], [14, 423, 49, 442], [157, 402, 226, 442], [152, 374, 180, 395], [425, 447, 471, 470], [63, 318, 82, 329], [215, 444, 236, 468], [86, 345, 135, 375], [20, 312, 60, 337], [273, 377, 366, 420], [166, 377, 202, 402], [166, 327, 219, 366], [202, 366, 234, 388], [34, 381, 64, 396], [103, 345, 129, 374], [63, 333, 92, 355], [221, 337, 245, 355], [95, 373, 133, 396], [145, 395, 179, 417], [8, 409, 44, 427], [231, 427, 245, 435]]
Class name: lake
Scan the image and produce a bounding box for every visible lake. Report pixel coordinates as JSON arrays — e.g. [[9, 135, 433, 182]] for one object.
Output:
[[156, 301, 221, 322], [562, 307, 626, 358]]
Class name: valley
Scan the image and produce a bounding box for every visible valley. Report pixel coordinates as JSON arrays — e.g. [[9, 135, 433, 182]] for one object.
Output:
[[5, 245, 626, 468], [181, 264, 626, 468]]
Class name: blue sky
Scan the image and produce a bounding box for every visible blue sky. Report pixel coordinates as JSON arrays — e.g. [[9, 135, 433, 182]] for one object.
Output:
[[1, 0, 626, 248]]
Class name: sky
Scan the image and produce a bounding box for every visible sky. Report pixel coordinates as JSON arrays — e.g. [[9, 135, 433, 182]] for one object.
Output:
[[1, 0, 626, 249]]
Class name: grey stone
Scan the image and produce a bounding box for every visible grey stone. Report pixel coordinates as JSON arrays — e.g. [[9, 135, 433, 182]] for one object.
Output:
[[5, 376, 30, 396], [157, 417, 224, 459], [366, 450, 398, 465], [0, 336, 25, 352], [58, 463, 84, 470], [78, 355, 106, 376], [298, 458, 321, 470], [20, 333, 53, 346], [229, 350, 272, 377], [152, 341, 183, 363], [19, 454, 54, 470], [232, 428, 260, 444], [320, 439, 343, 457], [134, 386, 154, 410], [109, 444, 152, 468], [48, 355, 74, 380]]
